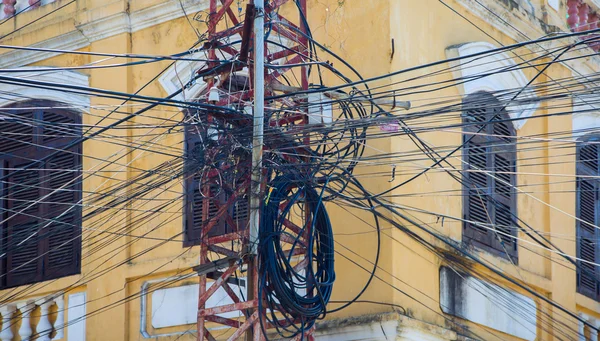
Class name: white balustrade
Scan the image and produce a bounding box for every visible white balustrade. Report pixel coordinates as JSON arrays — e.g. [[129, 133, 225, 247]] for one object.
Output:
[[16, 301, 33, 341], [580, 313, 600, 341], [52, 296, 64, 340], [35, 299, 53, 341], [0, 305, 15, 341], [0, 294, 65, 341], [0, 0, 55, 19]]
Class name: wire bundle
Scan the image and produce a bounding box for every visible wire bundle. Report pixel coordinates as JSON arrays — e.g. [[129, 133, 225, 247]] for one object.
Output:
[[259, 172, 335, 338]]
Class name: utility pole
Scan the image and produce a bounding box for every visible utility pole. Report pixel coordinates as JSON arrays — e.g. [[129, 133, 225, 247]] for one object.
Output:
[[249, 0, 264, 256], [195, 1, 317, 340], [247, 1, 264, 340]]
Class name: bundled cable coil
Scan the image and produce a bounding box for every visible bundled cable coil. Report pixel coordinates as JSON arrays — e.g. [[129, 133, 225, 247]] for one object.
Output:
[[258, 172, 335, 338]]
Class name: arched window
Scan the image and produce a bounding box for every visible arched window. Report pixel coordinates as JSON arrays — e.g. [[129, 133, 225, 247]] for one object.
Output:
[[0, 100, 82, 288], [462, 92, 518, 260], [576, 135, 600, 300]]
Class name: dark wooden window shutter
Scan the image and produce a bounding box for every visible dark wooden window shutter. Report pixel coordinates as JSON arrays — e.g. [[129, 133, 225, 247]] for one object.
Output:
[[43, 146, 82, 279], [462, 92, 518, 260], [0, 101, 82, 289], [184, 119, 249, 247], [576, 138, 600, 300]]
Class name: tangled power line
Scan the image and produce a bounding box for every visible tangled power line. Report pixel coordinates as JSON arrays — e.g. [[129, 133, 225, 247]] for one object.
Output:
[[0, 0, 599, 340]]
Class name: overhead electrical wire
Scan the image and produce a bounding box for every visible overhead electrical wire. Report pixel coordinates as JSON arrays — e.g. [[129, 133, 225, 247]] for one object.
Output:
[[2, 1, 600, 339]]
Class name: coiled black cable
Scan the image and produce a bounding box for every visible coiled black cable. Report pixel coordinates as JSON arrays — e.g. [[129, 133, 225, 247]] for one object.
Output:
[[258, 172, 335, 338]]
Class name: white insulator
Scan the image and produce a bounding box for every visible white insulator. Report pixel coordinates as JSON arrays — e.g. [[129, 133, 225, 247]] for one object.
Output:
[[208, 87, 220, 102]]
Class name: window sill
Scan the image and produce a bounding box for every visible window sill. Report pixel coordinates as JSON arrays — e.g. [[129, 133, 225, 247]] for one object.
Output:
[[576, 292, 600, 313], [463, 237, 518, 265], [0, 273, 82, 295], [469, 247, 552, 292]]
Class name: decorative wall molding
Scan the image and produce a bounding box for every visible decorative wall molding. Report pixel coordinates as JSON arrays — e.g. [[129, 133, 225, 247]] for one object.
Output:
[[0, 31, 89, 69], [0, 66, 90, 110], [0, 0, 210, 68], [445, 41, 539, 130], [158, 34, 293, 102], [453, 0, 545, 43], [129, 0, 209, 33], [453, 0, 600, 78], [314, 311, 459, 341], [76, 12, 131, 43], [158, 49, 211, 102]]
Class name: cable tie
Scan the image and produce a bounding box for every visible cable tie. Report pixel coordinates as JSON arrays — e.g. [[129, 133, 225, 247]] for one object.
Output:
[[265, 186, 275, 205]]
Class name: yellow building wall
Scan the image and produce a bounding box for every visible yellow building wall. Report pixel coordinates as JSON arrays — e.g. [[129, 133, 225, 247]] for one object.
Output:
[[0, 0, 596, 340]]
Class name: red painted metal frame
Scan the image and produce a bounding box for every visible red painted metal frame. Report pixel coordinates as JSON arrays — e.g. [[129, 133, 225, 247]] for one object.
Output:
[[196, 0, 313, 340]]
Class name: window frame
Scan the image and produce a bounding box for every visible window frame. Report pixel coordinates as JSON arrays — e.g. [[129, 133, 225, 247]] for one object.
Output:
[[462, 91, 518, 261], [576, 134, 600, 300], [0, 100, 82, 289], [183, 116, 249, 247]]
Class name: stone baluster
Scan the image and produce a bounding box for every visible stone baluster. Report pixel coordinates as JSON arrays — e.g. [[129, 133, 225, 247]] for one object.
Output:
[[592, 326, 599, 341], [568, 0, 581, 31], [51, 296, 64, 340], [35, 299, 53, 341], [580, 314, 588, 341], [0, 305, 15, 341], [578, 3, 590, 32], [17, 301, 34, 341], [2, 0, 16, 17], [589, 12, 600, 51]]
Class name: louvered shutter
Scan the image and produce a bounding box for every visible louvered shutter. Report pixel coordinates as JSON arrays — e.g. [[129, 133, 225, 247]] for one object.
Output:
[[0, 108, 40, 287], [184, 126, 226, 246], [184, 122, 250, 246], [185, 125, 204, 245], [576, 141, 600, 299], [43, 147, 82, 279], [0, 110, 35, 154], [463, 105, 493, 248], [186, 177, 225, 246], [490, 119, 518, 259], [463, 92, 518, 260], [0, 103, 82, 289], [5, 151, 44, 287], [222, 171, 249, 234]]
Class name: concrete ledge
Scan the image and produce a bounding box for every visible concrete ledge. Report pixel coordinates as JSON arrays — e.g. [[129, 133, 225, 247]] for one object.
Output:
[[314, 311, 459, 341]]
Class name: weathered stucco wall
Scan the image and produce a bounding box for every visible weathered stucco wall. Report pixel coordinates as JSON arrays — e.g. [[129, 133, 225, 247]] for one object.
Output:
[[0, 0, 597, 340]]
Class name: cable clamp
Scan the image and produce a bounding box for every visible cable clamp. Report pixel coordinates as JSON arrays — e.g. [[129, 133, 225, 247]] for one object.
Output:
[[254, 6, 265, 18]]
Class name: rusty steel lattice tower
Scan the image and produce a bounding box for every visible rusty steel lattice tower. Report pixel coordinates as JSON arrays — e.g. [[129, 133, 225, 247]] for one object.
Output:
[[192, 0, 313, 340]]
